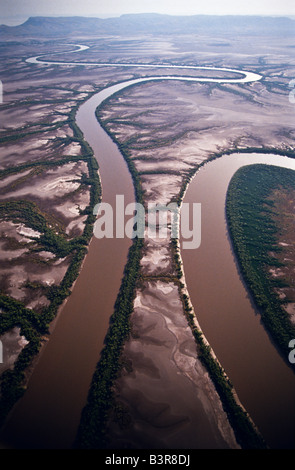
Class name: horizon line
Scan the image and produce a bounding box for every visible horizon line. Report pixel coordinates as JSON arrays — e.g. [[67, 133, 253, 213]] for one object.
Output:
[[1, 12, 295, 27]]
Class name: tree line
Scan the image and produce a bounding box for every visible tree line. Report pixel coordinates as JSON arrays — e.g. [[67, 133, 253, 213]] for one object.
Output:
[[0, 97, 102, 426], [226, 163, 295, 365]]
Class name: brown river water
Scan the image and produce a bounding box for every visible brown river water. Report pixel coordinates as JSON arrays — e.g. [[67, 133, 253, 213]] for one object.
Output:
[[0, 83, 135, 449], [0, 78, 294, 449], [182, 153, 295, 449]]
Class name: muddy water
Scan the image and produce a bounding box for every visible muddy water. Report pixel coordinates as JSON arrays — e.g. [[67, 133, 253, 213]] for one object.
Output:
[[0, 75, 257, 449], [2, 73, 294, 449], [0, 85, 136, 449], [181, 153, 295, 449]]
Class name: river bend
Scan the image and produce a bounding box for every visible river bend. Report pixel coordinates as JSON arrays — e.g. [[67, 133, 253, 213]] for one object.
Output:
[[2, 46, 294, 449]]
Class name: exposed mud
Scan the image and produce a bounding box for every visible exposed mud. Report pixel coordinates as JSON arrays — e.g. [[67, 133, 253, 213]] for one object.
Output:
[[0, 29, 294, 449], [107, 280, 239, 449]]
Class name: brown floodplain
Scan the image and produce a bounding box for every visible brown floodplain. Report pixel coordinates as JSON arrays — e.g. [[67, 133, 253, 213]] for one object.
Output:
[[0, 25, 294, 449]]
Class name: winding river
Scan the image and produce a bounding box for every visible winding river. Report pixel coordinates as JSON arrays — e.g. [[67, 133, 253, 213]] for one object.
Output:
[[182, 154, 295, 449], [1, 45, 294, 449]]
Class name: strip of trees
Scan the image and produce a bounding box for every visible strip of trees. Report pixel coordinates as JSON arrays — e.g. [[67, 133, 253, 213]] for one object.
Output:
[[0, 99, 102, 426], [74, 236, 143, 449], [226, 164, 295, 365], [76, 100, 268, 449]]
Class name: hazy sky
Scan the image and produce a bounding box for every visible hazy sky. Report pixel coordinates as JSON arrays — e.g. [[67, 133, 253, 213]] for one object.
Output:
[[1, 0, 295, 25]]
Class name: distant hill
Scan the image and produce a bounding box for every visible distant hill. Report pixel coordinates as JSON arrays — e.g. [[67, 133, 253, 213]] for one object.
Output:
[[1, 13, 294, 38]]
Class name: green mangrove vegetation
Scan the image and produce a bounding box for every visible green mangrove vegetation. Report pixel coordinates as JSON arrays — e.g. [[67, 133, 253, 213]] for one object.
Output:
[[74, 236, 144, 449], [2, 76, 292, 449], [171, 238, 266, 449], [0, 94, 102, 426], [226, 164, 295, 364], [74, 90, 268, 449]]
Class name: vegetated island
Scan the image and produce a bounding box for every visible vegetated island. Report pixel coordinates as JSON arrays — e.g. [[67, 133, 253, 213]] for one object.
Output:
[[226, 164, 295, 364]]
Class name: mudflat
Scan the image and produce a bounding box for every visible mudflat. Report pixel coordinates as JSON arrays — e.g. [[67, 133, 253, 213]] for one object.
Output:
[[0, 16, 294, 449]]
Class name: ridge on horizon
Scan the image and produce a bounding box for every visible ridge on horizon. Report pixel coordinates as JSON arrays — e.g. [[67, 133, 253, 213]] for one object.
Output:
[[1, 12, 294, 36]]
